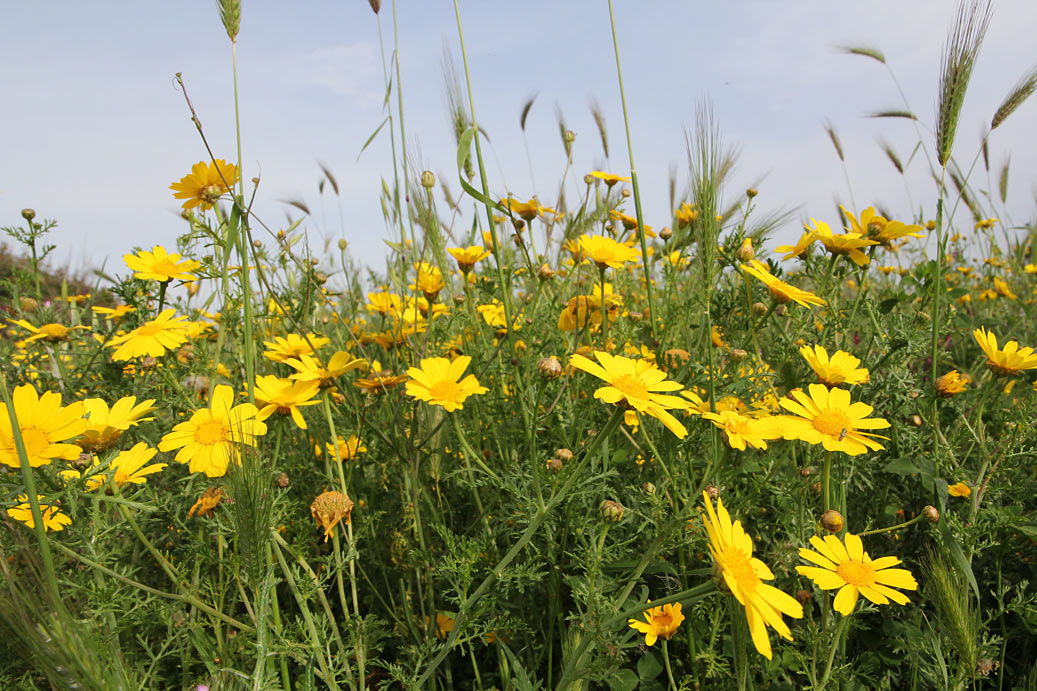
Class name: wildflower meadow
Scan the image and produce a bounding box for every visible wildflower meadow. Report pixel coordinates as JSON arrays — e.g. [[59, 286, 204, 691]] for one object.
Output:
[[3, 2, 1037, 689]]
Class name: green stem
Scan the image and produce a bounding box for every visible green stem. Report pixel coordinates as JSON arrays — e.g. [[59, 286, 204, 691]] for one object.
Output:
[[818, 614, 850, 689], [823, 450, 833, 513], [662, 640, 678, 691]]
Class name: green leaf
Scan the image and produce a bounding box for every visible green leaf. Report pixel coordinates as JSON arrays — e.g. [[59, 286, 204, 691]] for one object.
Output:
[[607, 668, 639, 691], [878, 297, 899, 314], [456, 127, 506, 211], [884, 457, 920, 475], [357, 116, 390, 161], [636, 650, 663, 680]]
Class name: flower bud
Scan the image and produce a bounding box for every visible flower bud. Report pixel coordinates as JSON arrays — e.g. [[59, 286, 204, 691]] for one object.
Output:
[[538, 263, 556, 280], [546, 458, 563, 472], [735, 237, 755, 262], [795, 589, 811, 604], [368, 0, 380, 13], [453, 294, 466, 306], [910, 414, 922, 427], [820, 509, 844, 533], [621, 188, 631, 198], [140, 356, 158, 371], [704, 485, 720, 499], [583, 174, 594, 185], [810, 481, 821, 494], [659, 226, 673, 240], [19, 296, 38, 312], [563, 129, 576, 144], [276, 472, 290, 488], [730, 348, 748, 363], [923, 505, 940, 523], [800, 467, 812, 478], [338, 239, 348, 251], [599, 499, 625, 522], [746, 188, 758, 199], [421, 170, 435, 189], [555, 448, 573, 462], [641, 482, 656, 495], [537, 355, 563, 379]]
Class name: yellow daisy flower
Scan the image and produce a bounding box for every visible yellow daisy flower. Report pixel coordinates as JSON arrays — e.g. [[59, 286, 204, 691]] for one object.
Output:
[[106, 308, 191, 361], [92, 304, 136, 321], [310, 490, 354, 542], [66, 443, 167, 491], [778, 384, 889, 455], [254, 375, 321, 430], [948, 481, 972, 498], [262, 333, 330, 363], [774, 231, 817, 261], [973, 327, 1037, 376], [405, 355, 488, 412], [934, 370, 969, 397], [447, 245, 492, 273], [578, 233, 641, 270], [7, 494, 72, 532], [157, 385, 267, 478], [806, 218, 877, 267], [285, 351, 366, 388], [701, 492, 804, 659], [123, 245, 202, 283], [627, 601, 684, 646], [501, 196, 556, 221], [7, 319, 88, 344], [796, 533, 917, 615], [320, 434, 366, 460], [701, 410, 784, 451], [79, 396, 157, 452], [674, 202, 699, 225], [799, 344, 870, 386], [840, 206, 924, 248], [0, 384, 86, 468], [410, 262, 445, 300], [740, 260, 825, 307], [170, 159, 239, 211], [588, 170, 631, 186], [569, 351, 689, 439], [366, 291, 404, 317]]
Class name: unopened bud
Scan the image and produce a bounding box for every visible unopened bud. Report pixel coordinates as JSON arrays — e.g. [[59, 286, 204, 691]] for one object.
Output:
[[746, 188, 758, 199], [735, 237, 755, 262], [314, 272, 328, 285], [21, 208, 36, 221], [19, 296, 38, 312], [563, 129, 576, 144], [140, 356, 158, 371], [820, 509, 844, 533], [555, 448, 573, 462], [546, 457, 563, 472], [453, 294, 466, 306], [810, 481, 821, 494], [659, 226, 672, 240], [599, 499, 626, 522], [910, 414, 922, 427], [338, 239, 348, 251], [277, 472, 290, 488], [795, 589, 811, 604], [923, 505, 940, 523], [421, 170, 435, 189], [537, 263, 556, 280], [704, 485, 720, 499], [751, 301, 768, 316], [583, 174, 594, 185], [800, 467, 812, 478], [730, 348, 748, 363], [774, 304, 788, 317], [642, 482, 656, 495], [537, 356, 563, 379], [621, 188, 631, 198]]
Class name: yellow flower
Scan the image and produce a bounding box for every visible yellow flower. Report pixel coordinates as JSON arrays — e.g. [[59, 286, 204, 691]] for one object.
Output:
[[170, 159, 239, 211], [157, 385, 267, 478], [410, 262, 445, 300], [701, 411, 784, 451], [107, 443, 168, 489], [310, 490, 354, 542], [123, 245, 201, 283], [254, 375, 321, 430], [840, 206, 924, 248], [948, 481, 972, 498], [366, 291, 404, 317], [501, 197, 555, 221], [674, 202, 699, 225], [448, 245, 492, 272], [627, 602, 684, 646], [973, 327, 1037, 376], [7, 319, 88, 344], [741, 260, 825, 307], [711, 324, 726, 348], [0, 384, 86, 468], [322, 435, 366, 461], [353, 367, 409, 394], [796, 533, 917, 616], [188, 486, 225, 519], [608, 209, 653, 237], [557, 283, 622, 332], [799, 344, 870, 386], [405, 355, 488, 412], [7, 494, 72, 532], [974, 217, 998, 231], [778, 384, 889, 455], [588, 171, 631, 186], [934, 370, 969, 397], [993, 277, 1017, 300], [477, 300, 520, 336], [700, 492, 803, 659], [570, 351, 689, 438], [79, 396, 156, 452], [92, 304, 135, 321], [806, 218, 877, 266], [774, 231, 817, 261], [430, 612, 456, 639], [578, 233, 641, 270], [106, 308, 191, 361], [285, 351, 366, 388], [263, 334, 330, 363]]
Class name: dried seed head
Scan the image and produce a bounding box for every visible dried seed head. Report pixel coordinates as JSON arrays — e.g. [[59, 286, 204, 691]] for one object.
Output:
[[276, 472, 290, 488], [546, 458, 563, 472], [311, 490, 355, 542], [704, 485, 720, 499], [555, 448, 574, 462], [923, 505, 940, 523], [537, 355, 563, 379], [537, 263, 556, 280], [795, 589, 812, 604]]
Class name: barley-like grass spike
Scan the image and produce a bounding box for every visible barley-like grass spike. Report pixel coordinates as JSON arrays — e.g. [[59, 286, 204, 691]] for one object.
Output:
[[991, 65, 1037, 129]]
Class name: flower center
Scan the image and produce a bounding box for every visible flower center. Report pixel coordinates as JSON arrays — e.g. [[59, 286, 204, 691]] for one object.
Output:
[[40, 324, 70, 339], [653, 611, 673, 630], [20, 427, 50, 458], [136, 322, 163, 336], [429, 380, 462, 403], [836, 559, 875, 587], [718, 546, 758, 595], [813, 411, 850, 438], [195, 420, 228, 446], [152, 260, 179, 276], [611, 374, 650, 402]]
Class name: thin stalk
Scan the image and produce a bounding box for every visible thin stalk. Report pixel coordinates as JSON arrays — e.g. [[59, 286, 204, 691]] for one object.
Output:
[[607, 0, 656, 339], [662, 640, 678, 691]]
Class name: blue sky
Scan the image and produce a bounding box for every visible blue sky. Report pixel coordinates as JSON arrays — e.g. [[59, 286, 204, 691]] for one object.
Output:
[[2, 1, 1035, 280]]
